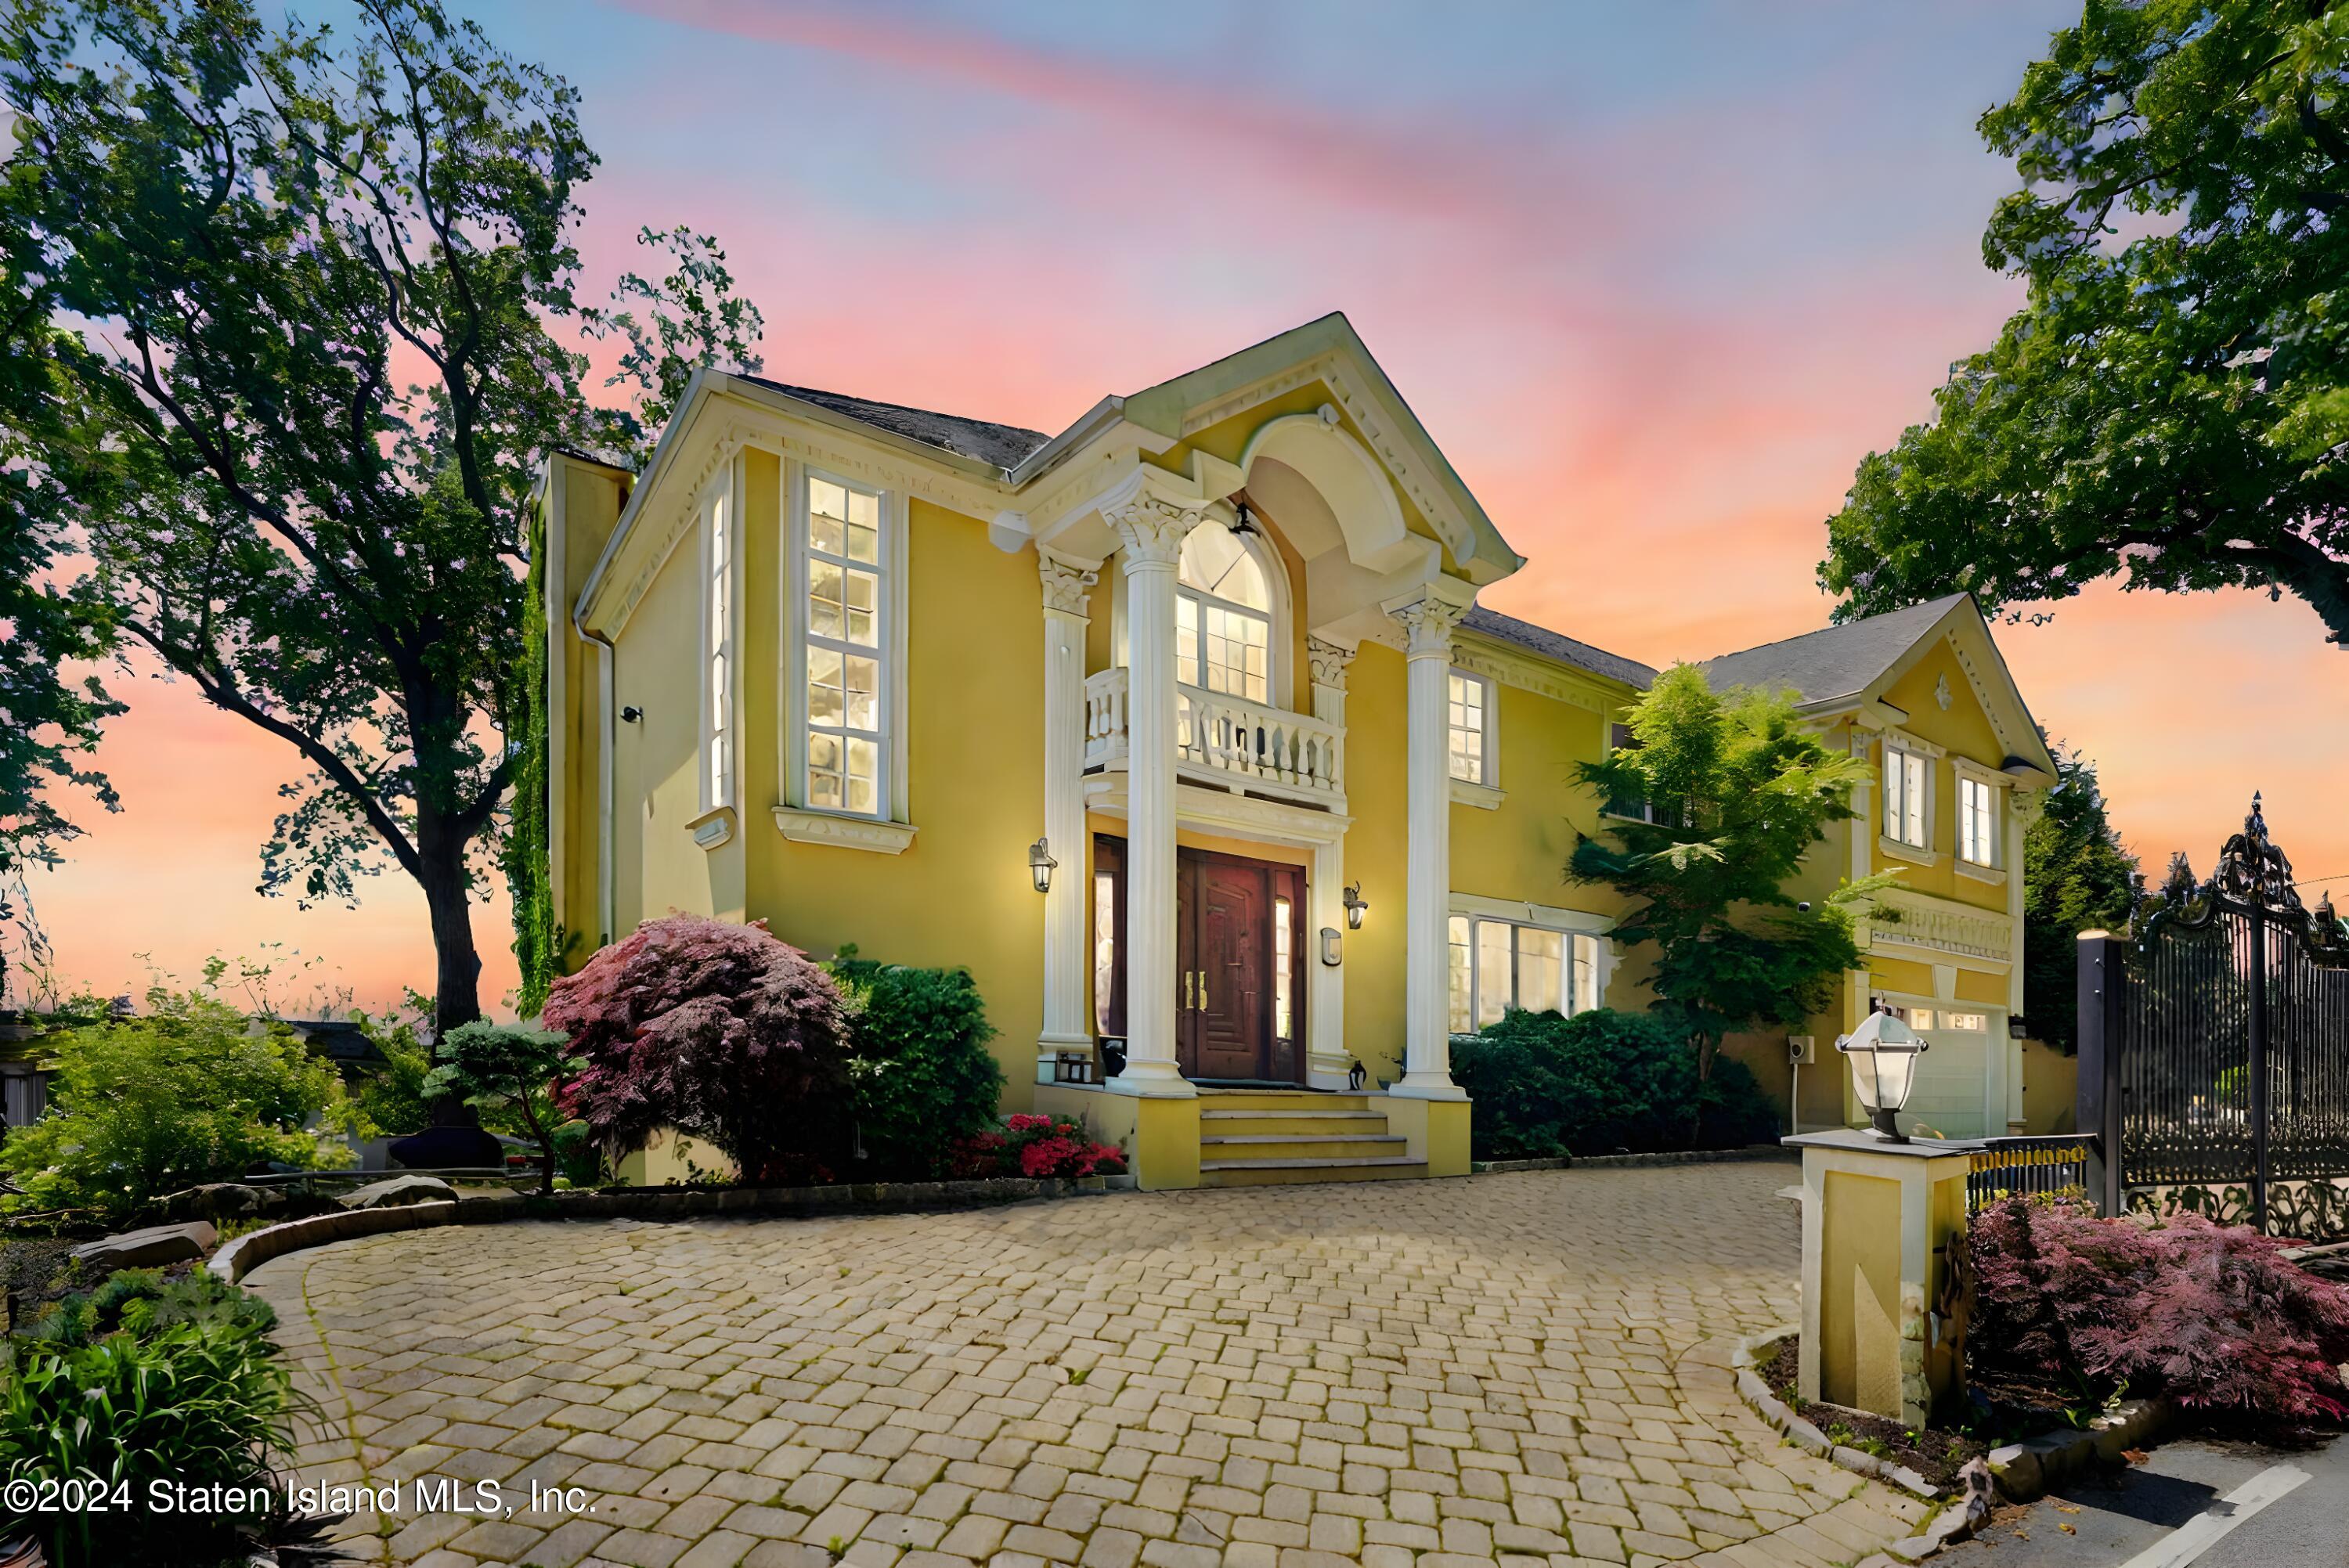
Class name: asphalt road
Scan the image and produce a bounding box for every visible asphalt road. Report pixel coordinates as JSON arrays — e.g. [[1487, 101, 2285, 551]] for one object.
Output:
[[1943, 1434, 2345, 1568]]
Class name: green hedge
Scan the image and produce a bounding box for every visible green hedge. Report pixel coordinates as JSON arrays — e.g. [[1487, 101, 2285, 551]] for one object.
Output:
[[1451, 1007, 1780, 1160], [828, 952, 1005, 1177]]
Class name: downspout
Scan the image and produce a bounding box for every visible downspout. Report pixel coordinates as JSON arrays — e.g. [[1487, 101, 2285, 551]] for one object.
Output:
[[572, 604, 618, 946]]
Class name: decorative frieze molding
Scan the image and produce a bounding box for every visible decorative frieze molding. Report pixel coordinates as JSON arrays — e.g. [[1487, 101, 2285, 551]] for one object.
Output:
[[1037, 549, 1100, 617], [1872, 890, 2014, 964], [1307, 634, 1357, 691]]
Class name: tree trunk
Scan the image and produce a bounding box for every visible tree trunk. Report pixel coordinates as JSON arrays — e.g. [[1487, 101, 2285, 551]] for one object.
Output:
[[417, 819, 484, 1130]]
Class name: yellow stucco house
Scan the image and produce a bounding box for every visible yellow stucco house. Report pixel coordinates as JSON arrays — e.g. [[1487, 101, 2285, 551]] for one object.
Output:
[[534, 313, 2053, 1190]]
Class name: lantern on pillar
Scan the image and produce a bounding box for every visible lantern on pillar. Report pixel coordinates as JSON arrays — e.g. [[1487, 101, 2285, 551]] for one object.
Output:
[[1837, 1009, 1929, 1143]]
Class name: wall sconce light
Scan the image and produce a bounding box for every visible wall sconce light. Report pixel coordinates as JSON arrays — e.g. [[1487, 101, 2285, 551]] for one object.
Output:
[[1837, 1008, 1928, 1143], [1028, 837, 1057, 895], [1342, 882, 1368, 931]]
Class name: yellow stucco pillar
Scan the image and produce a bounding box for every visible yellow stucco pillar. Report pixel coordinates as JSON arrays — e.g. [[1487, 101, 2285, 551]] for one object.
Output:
[[1382, 1094, 1472, 1177], [1786, 1129, 1977, 1427]]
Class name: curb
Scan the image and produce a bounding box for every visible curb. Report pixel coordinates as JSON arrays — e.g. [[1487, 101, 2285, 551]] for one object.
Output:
[[1730, 1328, 2174, 1568], [1475, 1144, 1796, 1174], [208, 1174, 1098, 1285]]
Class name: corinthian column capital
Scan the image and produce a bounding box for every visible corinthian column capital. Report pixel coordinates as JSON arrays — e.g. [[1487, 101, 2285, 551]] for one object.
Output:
[[1387, 590, 1470, 658], [1037, 549, 1100, 618], [1106, 495, 1207, 568]]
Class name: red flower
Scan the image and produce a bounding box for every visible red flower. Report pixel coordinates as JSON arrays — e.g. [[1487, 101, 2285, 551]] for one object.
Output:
[[1006, 1113, 1052, 1132]]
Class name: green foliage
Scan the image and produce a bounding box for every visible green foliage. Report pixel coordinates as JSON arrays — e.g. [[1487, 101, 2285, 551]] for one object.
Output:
[[2022, 747, 2142, 1054], [349, 1007, 435, 1137], [1451, 1008, 1781, 1160], [510, 490, 560, 1021], [585, 226, 768, 468], [1570, 665, 1888, 1072], [1822, 2, 2349, 648], [0, 1272, 298, 1566], [829, 951, 1005, 1178], [0, 2, 768, 1036], [23, 1268, 275, 1349], [0, 992, 351, 1218], [424, 1020, 584, 1192]]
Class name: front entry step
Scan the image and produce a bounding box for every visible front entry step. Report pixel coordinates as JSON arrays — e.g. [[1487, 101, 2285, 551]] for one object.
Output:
[[1200, 1155, 1429, 1186], [1190, 1087, 1431, 1186]]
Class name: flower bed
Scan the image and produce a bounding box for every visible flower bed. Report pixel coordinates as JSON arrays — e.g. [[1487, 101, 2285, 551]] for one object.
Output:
[[949, 1114, 1126, 1181], [1754, 1336, 1985, 1491]]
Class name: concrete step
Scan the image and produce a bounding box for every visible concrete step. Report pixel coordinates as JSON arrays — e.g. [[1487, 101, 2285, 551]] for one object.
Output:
[[1193, 1089, 1374, 1111], [1199, 1134, 1410, 1162], [1200, 1155, 1431, 1188], [1199, 1110, 1391, 1137]]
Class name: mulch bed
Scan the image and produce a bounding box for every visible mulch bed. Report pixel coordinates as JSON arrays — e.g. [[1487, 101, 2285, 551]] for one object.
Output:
[[1756, 1336, 1987, 1491]]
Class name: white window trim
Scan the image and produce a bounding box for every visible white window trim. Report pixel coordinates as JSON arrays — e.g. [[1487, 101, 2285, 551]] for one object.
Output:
[[695, 457, 742, 833], [1447, 895, 1615, 1032], [1880, 737, 1936, 862], [1953, 759, 2012, 881], [777, 461, 914, 852], [1445, 666, 1499, 791]]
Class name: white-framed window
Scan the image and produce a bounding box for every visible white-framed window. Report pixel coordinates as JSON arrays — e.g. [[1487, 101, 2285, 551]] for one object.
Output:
[[1447, 670, 1494, 785], [1958, 776, 2000, 866], [699, 470, 737, 813], [1175, 523, 1273, 703], [1605, 719, 1654, 821], [1884, 745, 1929, 848], [799, 471, 891, 818], [1448, 914, 1602, 1033]]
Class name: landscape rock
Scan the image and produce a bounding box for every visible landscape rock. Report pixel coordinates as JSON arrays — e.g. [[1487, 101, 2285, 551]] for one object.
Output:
[[337, 1175, 456, 1210], [70, 1220, 217, 1272], [1985, 1442, 2041, 1500], [153, 1183, 286, 1224]]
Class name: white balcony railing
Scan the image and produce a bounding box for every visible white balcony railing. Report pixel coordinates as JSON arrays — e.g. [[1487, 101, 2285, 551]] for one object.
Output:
[[1084, 666, 1344, 804]]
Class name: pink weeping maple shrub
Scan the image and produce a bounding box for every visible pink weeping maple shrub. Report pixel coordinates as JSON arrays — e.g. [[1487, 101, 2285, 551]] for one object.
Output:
[[1968, 1196, 2349, 1427], [543, 914, 853, 1180]]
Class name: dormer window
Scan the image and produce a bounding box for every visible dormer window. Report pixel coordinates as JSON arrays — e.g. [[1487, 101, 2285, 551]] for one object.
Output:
[[1175, 524, 1272, 704]]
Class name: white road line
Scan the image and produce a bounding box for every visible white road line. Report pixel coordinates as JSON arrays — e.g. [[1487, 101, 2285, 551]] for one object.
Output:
[[2113, 1464, 2313, 1568]]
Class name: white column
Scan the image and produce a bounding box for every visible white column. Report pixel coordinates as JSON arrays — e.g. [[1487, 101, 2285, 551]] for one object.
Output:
[[1106, 496, 1203, 1098], [1387, 589, 1470, 1101], [1307, 635, 1356, 1090], [1037, 550, 1100, 1083]]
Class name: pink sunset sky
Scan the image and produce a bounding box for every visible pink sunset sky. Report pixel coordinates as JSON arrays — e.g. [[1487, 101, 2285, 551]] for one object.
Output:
[[23, 0, 2349, 1016]]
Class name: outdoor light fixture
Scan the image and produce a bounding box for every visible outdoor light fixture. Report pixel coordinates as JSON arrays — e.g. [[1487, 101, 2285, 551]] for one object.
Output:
[[1342, 881, 1368, 931], [1028, 837, 1057, 895], [1837, 1008, 1928, 1143]]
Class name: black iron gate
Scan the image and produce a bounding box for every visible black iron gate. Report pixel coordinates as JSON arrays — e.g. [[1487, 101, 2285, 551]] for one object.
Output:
[[2079, 797, 2349, 1240]]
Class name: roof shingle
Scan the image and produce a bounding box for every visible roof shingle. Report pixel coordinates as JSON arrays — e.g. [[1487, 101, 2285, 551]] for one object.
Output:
[[1458, 606, 1657, 690], [738, 377, 1051, 471], [1696, 593, 1970, 705]]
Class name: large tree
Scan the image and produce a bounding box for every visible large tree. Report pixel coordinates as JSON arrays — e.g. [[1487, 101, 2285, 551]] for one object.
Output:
[[1569, 665, 1891, 1083], [0, 0, 759, 1033], [2021, 744, 2142, 1054], [1822, 0, 2349, 647]]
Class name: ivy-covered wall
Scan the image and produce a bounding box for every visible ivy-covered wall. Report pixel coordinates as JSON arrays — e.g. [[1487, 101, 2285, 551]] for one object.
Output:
[[506, 490, 557, 1018]]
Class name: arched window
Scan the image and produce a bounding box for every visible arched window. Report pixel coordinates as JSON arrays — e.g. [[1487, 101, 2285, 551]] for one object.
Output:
[[1176, 524, 1272, 704]]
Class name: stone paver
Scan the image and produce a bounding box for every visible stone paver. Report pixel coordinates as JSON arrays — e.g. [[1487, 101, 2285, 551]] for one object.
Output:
[[247, 1164, 1926, 1567]]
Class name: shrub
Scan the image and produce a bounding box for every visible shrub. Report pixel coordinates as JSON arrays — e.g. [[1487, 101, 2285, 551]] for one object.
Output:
[[0, 1271, 298, 1566], [348, 1006, 434, 1135], [1968, 1196, 2349, 1428], [0, 991, 352, 1218], [828, 953, 1005, 1177], [547, 914, 853, 1180], [1450, 1007, 1779, 1160], [425, 1021, 585, 1194]]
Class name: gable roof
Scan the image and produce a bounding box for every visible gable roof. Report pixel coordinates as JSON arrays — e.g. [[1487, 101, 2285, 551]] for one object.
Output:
[[1698, 593, 1972, 707], [1460, 606, 1655, 690], [734, 377, 1050, 471]]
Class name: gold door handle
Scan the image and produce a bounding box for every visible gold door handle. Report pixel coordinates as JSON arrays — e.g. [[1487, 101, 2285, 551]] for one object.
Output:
[[1200, 971, 1209, 1011], [1184, 971, 1195, 1009]]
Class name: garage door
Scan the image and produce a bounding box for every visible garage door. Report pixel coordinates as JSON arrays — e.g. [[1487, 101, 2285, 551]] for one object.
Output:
[[1894, 1006, 1994, 1138]]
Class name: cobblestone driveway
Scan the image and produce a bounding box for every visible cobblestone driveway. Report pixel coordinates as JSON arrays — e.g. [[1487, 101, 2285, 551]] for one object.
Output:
[[247, 1162, 1925, 1568]]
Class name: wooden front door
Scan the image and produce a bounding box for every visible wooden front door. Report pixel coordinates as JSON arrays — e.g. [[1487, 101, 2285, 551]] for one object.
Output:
[[1173, 847, 1305, 1083]]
